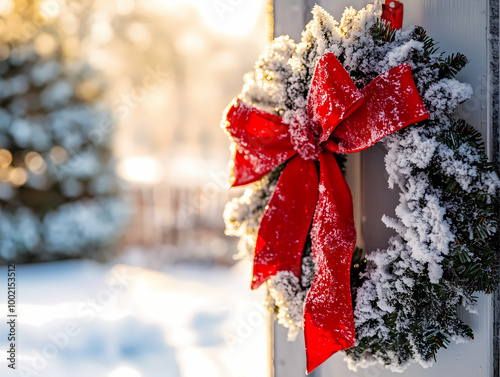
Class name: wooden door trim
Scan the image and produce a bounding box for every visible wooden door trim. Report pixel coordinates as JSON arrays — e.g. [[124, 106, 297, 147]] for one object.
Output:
[[488, 1, 500, 375]]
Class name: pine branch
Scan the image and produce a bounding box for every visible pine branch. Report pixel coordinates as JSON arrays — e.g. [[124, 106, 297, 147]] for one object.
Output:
[[411, 26, 439, 62], [403, 26, 468, 79], [439, 53, 468, 79], [371, 18, 396, 43], [433, 120, 499, 293]]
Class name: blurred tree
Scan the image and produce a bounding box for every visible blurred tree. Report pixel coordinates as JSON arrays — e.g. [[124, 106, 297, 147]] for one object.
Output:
[[0, 0, 128, 263]]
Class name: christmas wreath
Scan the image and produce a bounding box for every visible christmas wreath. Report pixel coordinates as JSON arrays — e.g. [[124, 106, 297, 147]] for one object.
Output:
[[222, 3, 500, 373]]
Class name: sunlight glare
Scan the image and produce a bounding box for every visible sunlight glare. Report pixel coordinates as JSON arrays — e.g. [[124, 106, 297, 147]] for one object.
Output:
[[117, 156, 163, 184], [0, 0, 13, 16], [150, 0, 263, 36], [17, 303, 80, 326], [115, 0, 135, 15], [109, 366, 142, 377], [178, 349, 221, 377], [38, 0, 64, 20]]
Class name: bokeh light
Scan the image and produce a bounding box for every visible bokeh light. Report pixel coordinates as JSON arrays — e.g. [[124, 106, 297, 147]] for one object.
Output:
[[0, 166, 12, 182], [0, 148, 12, 167], [49, 146, 68, 164], [115, 0, 135, 15], [34, 32, 58, 55], [0, 0, 14, 16], [25, 151, 47, 174], [9, 166, 28, 186]]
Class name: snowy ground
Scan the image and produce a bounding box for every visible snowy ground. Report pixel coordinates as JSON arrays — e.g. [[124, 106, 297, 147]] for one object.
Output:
[[0, 253, 268, 377]]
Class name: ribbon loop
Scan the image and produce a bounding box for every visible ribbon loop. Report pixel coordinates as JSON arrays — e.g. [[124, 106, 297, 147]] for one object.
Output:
[[325, 63, 430, 154], [307, 53, 364, 143], [224, 99, 297, 186]]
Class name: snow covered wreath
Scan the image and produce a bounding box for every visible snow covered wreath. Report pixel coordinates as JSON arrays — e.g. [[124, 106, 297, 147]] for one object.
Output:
[[222, 4, 500, 373]]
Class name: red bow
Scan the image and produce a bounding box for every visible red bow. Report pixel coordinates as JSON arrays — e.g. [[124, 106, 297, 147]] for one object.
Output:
[[223, 53, 429, 373]]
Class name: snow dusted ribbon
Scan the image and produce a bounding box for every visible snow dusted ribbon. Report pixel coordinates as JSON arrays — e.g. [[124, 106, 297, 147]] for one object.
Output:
[[223, 53, 429, 373]]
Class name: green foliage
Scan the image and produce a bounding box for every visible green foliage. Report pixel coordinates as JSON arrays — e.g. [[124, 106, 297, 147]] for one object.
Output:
[[374, 24, 468, 81], [411, 26, 439, 62], [347, 113, 499, 368], [410, 26, 468, 79], [436, 120, 500, 293], [370, 18, 397, 43], [346, 23, 499, 368], [0, 30, 127, 263], [439, 53, 468, 79]]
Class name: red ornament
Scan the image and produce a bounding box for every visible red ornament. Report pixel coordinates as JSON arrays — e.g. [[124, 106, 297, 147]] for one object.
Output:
[[381, 0, 404, 31], [223, 53, 429, 373]]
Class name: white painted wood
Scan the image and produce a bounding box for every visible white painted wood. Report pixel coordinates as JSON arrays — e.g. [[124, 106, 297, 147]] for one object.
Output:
[[345, 153, 364, 251], [271, 2, 320, 377], [273, 326, 309, 376], [273, 0, 308, 42], [404, 0, 490, 153]]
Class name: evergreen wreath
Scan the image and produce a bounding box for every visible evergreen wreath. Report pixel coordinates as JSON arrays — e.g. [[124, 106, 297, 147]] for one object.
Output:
[[223, 4, 500, 372]]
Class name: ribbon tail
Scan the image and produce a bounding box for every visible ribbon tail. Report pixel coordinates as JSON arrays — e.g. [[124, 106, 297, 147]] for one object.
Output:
[[251, 156, 319, 289], [304, 151, 356, 374]]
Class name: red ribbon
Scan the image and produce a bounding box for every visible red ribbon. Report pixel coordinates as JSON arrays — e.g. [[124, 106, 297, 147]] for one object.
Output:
[[381, 0, 404, 31], [223, 53, 429, 373]]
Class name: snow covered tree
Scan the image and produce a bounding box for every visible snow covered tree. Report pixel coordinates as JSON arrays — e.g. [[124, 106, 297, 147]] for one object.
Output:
[[0, 19, 128, 262]]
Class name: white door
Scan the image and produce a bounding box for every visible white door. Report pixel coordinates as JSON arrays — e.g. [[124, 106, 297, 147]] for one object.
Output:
[[270, 1, 499, 376]]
